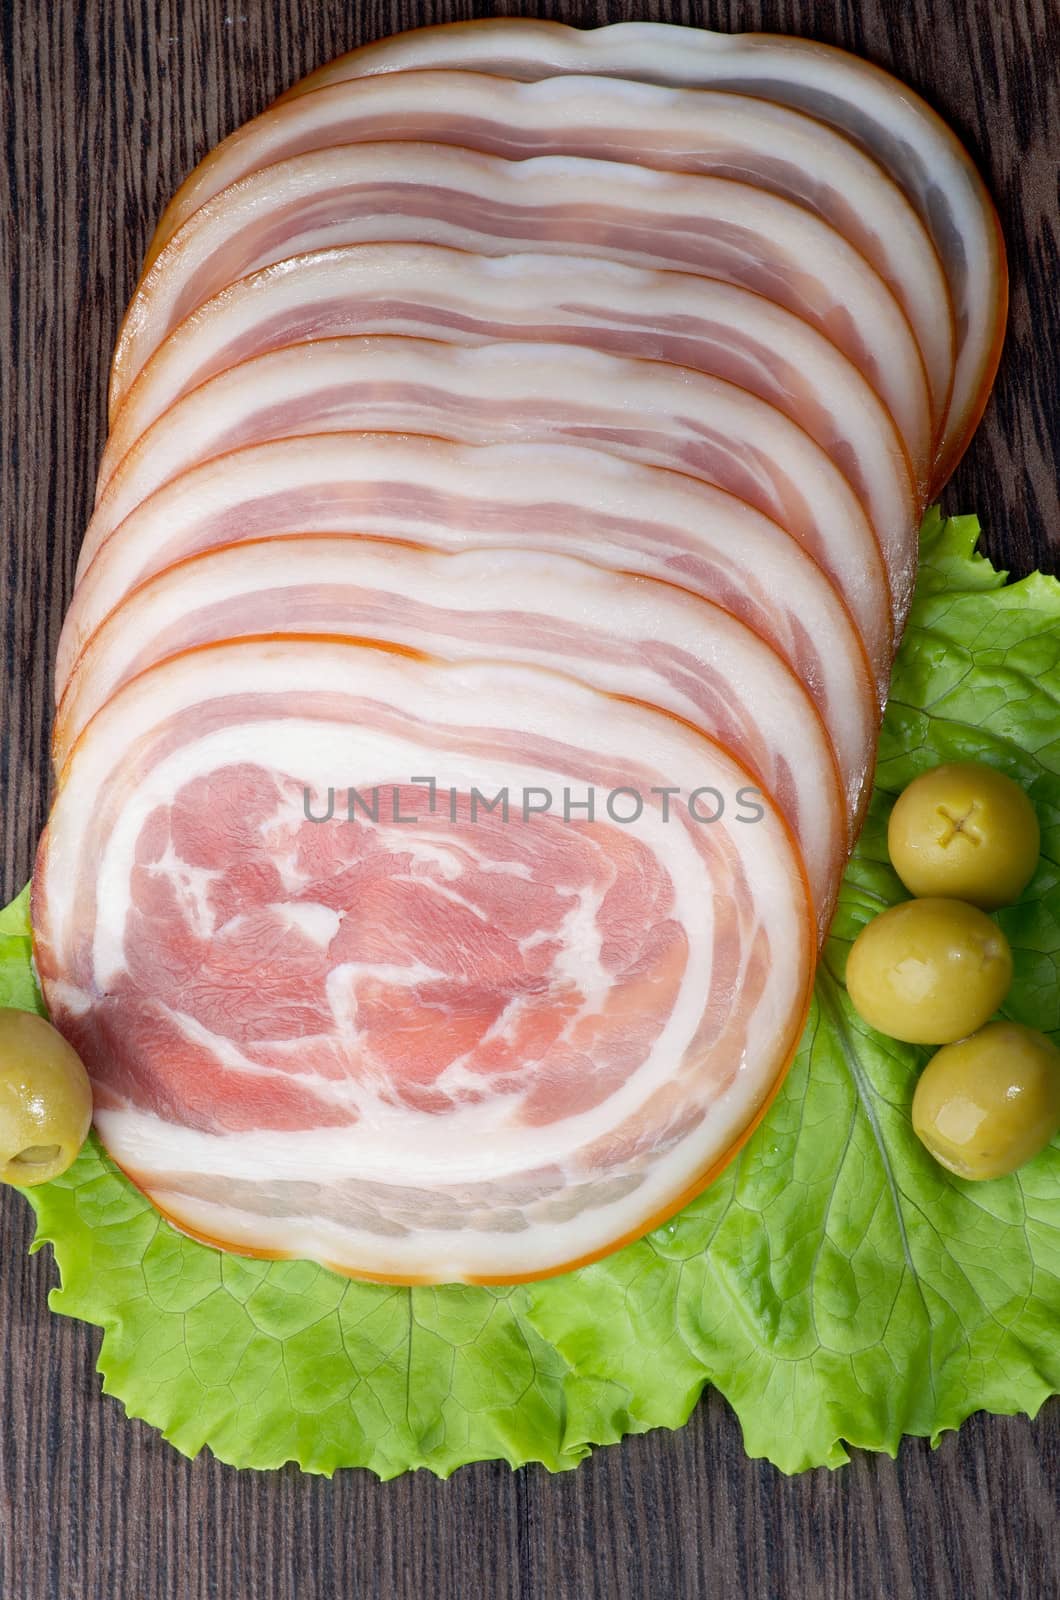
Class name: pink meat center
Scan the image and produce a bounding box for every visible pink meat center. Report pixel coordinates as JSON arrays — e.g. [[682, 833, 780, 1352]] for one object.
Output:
[[108, 763, 688, 1131]]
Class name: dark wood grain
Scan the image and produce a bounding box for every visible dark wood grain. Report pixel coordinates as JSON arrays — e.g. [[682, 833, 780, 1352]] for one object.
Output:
[[0, 3, 1057, 1597]]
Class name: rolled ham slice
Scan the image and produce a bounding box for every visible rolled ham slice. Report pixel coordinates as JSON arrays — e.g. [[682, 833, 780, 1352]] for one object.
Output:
[[141, 69, 953, 429], [276, 18, 1005, 483], [33, 638, 815, 1281], [54, 537, 847, 931], [101, 244, 924, 521], [82, 337, 899, 642], [57, 434, 880, 815], [110, 144, 933, 471]]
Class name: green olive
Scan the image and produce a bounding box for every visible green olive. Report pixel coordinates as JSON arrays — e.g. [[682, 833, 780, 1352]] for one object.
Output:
[[912, 1022, 1060, 1179], [845, 898, 1012, 1044], [0, 1009, 92, 1186], [887, 762, 1039, 909]]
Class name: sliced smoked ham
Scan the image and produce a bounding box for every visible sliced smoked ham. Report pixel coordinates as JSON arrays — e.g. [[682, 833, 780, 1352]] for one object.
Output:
[[57, 433, 881, 811], [33, 638, 815, 1281], [82, 337, 899, 639], [140, 69, 954, 428], [53, 537, 847, 931], [100, 243, 924, 515], [274, 18, 1005, 484], [34, 23, 1004, 1285], [110, 144, 934, 470]]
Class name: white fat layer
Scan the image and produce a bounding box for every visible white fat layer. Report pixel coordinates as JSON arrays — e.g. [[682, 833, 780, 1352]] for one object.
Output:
[[152, 843, 221, 940], [96, 1016, 781, 1279], [321, 18, 991, 453], [548, 878, 610, 1020], [60, 433, 876, 806], [108, 244, 911, 522], [268, 900, 343, 947], [46, 980, 95, 1018], [115, 141, 927, 496], [94, 335, 894, 598], [61, 530, 847, 919]]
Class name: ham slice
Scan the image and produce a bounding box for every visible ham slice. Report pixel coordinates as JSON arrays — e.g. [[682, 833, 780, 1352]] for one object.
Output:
[[83, 336, 899, 640], [275, 18, 1005, 484], [54, 537, 847, 931], [33, 638, 815, 1281], [141, 69, 953, 429], [109, 144, 934, 471], [101, 243, 924, 517], [58, 433, 881, 812]]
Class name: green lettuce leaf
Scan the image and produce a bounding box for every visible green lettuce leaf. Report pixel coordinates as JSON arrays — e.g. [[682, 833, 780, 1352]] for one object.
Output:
[[12, 510, 1060, 1475], [0, 885, 45, 1015]]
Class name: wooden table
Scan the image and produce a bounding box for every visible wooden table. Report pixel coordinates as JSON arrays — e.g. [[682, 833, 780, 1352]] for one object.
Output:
[[1, 3, 1056, 1596]]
